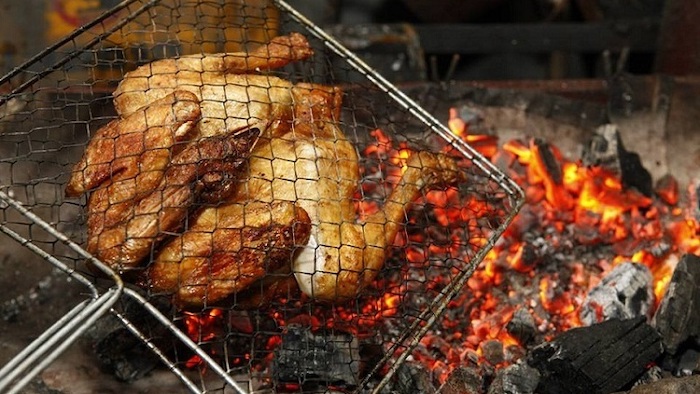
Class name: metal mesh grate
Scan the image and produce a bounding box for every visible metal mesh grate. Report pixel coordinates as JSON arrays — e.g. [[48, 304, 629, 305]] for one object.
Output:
[[0, 1, 524, 393]]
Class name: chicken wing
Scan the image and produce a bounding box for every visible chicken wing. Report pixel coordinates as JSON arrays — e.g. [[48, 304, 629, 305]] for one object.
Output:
[[66, 91, 201, 197]]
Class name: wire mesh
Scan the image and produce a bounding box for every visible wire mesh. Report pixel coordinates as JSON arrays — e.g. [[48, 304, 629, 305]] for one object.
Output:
[[0, 1, 524, 393]]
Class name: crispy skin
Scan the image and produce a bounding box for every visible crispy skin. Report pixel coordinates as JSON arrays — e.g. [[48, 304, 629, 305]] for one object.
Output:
[[86, 127, 261, 272], [66, 91, 201, 197], [281, 86, 465, 301], [113, 33, 313, 139], [149, 201, 311, 307]]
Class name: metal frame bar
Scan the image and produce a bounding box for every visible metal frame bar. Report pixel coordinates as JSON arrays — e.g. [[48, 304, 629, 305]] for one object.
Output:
[[0, 191, 124, 394]]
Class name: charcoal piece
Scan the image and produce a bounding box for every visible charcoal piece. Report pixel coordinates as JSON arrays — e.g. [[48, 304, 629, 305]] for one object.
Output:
[[533, 138, 563, 185], [623, 375, 700, 394], [528, 317, 663, 394], [438, 367, 483, 394], [87, 297, 175, 382], [579, 262, 654, 325], [382, 362, 436, 394], [94, 325, 161, 382], [652, 254, 700, 355], [481, 339, 505, 365], [507, 307, 537, 345], [675, 348, 700, 376], [272, 324, 360, 389], [487, 362, 540, 394], [581, 124, 652, 197]]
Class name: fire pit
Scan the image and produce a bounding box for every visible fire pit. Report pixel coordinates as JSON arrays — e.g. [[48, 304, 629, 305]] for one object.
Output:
[[0, 1, 521, 393], [2, 1, 700, 393]]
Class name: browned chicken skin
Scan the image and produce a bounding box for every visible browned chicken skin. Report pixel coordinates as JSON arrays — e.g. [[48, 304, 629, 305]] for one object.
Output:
[[68, 33, 465, 307]]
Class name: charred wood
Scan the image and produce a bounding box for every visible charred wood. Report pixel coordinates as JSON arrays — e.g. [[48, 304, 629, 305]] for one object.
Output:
[[481, 340, 506, 366], [579, 262, 654, 325], [528, 317, 663, 394], [381, 362, 436, 394], [86, 299, 169, 382], [582, 124, 653, 197], [654, 174, 679, 206]]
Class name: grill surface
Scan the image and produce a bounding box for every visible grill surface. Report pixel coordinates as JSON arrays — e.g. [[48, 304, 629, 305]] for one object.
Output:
[[0, 1, 523, 392]]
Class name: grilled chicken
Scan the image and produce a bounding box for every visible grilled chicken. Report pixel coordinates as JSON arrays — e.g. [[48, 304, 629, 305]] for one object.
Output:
[[149, 83, 465, 306], [68, 32, 466, 307], [149, 201, 312, 305]]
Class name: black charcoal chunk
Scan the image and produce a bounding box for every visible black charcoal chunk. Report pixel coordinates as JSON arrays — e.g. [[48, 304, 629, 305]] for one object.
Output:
[[272, 324, 360, 389], [581, 124, 652, 197], [438, 367, 483, 394], [652, 254, 700, 355], [383, 362, 436, 394], [528, 317, 662, 394], [507, 308, 537, 346]]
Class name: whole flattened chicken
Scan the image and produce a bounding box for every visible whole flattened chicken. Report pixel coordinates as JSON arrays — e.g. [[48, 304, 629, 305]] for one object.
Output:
[[69, 32, 466, 308]]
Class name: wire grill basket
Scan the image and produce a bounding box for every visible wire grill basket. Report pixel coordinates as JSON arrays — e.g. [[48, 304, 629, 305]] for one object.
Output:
[[0, 1, 524, 393]]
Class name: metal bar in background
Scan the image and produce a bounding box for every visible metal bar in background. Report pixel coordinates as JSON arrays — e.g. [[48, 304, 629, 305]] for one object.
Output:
[[415, 20, 660, 54]]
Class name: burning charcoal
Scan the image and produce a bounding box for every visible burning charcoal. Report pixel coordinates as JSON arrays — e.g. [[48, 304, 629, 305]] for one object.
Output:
[[382, 362, 436, 394], [579, 262, 654, 325], [438, 366, 483, 394], [530, 138, 574, 210], [506, 308, 537, 346], [581, 124, 653, 197], [487, 362, 540, 394], [480, 339, 505, 365], [272, 324, 360, 390], [622, 375, 700, 394], [652, 254, 700, 356], [528, 317, 663, 394]]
